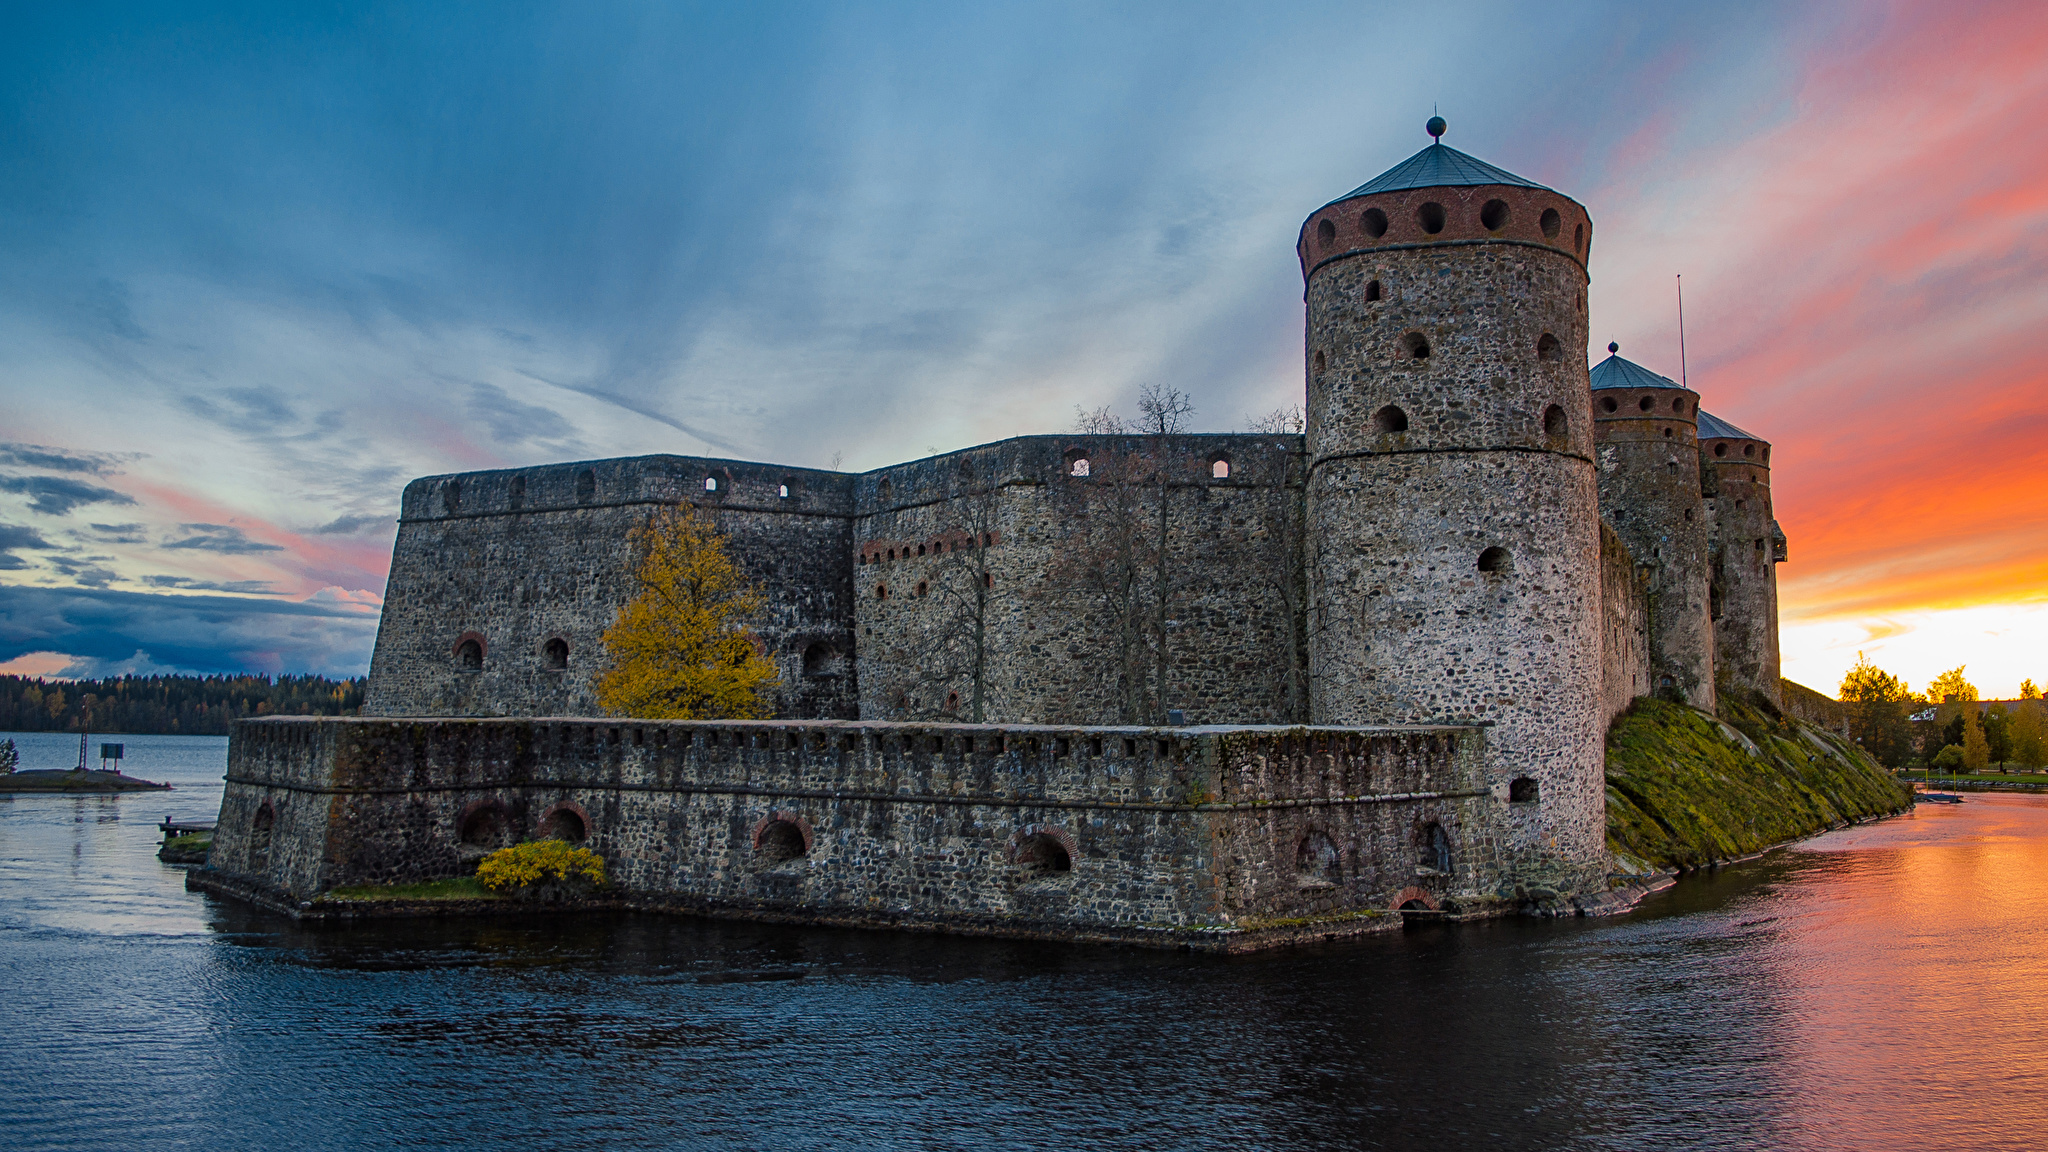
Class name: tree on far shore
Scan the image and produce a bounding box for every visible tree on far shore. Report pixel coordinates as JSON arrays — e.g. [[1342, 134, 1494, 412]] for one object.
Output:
[[1961, 704, 1991, 772], [1840, 652, 1916, 768], [595, 506, 778, 720]]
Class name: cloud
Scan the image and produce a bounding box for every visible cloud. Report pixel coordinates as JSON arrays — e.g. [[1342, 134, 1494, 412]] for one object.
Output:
[[0, 443, 134, 475], [161, 522, 286, 553], [467, 382, 579, 446], [0, 585, 379, 677], [142, 575, 275, 594], [0, 522, 54, 568], [310, 513, 393, 535], [85, 522, 148, 543], [44, 554, 119, 586], [0, 474, 137, 515]]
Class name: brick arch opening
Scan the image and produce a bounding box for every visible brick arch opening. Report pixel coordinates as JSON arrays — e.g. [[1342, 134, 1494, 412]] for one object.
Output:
[[1065, 447, 1091, 477], [1393, 885, 1438, 912], [1208, 455, 1231, 480], [753, 811, 813, 863], [1477, 547, 1511, 574], [1373, 405, 1409, 434], [1401, 331, 1430, 360], [458, 800, 514, 848], [1364, 278, 1382, 302], [538, 801, 590, 843], [1011, 824, 1077, 876], [1537, 332, 1561, 362], [542, 637, 569, 670], [453, 632, 487, 671], [1543, 404, 1568, 438]]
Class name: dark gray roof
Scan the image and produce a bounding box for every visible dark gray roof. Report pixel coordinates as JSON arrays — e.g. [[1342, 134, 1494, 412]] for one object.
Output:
[[1589, 352, 1683, 391], [1696, 411, 1763, 442], [1327, 143, 1548, 206]]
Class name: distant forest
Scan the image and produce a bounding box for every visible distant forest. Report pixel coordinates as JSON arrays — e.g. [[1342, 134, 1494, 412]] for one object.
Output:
[[0, 674, 365, 736]]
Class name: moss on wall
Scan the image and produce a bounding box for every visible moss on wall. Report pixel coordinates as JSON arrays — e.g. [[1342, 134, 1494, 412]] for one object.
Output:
[[1605, 695, 1911, 873]]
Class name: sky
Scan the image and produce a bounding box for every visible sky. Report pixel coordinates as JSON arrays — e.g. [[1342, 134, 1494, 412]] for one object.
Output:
[[1, 0, 2044, 699]]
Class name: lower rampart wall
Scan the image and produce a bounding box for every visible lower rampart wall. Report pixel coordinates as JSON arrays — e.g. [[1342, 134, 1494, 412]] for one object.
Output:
[[201, 716, 1520, 949]]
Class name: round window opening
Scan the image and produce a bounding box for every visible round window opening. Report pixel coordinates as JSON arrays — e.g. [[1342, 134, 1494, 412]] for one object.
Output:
[[1480, 199, 1510, 231], [1638, 395, 1655, 412], [1599, 396, 1618, 414], [1316, 218, 1336, 249], [1361, 207, 1389, 239], [1714, 443, 1728, 457], [1540, 207, 1562, 239], [1417, 202, 1447, 235]]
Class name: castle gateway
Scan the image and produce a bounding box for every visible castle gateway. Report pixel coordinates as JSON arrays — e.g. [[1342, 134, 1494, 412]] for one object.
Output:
[[200, 123, 1786, 948]]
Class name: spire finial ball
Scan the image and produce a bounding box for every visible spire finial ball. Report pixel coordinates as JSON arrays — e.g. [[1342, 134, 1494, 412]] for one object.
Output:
[[1608, 342, 1620, 354], [1426, 115, 1447, 140]]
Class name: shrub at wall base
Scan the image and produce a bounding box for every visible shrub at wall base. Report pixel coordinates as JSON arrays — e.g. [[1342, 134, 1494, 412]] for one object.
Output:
[[476, 840, 607, 902]]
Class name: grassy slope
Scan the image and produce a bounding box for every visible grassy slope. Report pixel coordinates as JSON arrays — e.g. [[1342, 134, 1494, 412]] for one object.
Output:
[[1605, 695, 1912, 873]]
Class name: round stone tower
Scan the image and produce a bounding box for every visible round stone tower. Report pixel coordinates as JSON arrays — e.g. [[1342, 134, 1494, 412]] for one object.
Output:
[[1699, 411, 1783, 706], [1298, 120, 1605, 892], [1589, 346, 1715, 710]]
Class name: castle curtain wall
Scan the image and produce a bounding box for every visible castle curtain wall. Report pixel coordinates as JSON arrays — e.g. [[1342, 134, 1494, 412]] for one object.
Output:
[[851, 435, 1307, 727]]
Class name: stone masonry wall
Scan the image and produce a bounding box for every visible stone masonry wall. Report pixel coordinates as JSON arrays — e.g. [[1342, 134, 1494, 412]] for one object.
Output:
[[209, 716, 1500, 948], [1599, 521, 1652, 725], [1301, 218, 1607, 895], [363, 456, 858, 721], [853, 435, 1305, 727]]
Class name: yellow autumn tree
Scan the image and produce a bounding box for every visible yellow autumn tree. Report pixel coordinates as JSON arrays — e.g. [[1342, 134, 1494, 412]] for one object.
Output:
[[594, 506, 779, 719]]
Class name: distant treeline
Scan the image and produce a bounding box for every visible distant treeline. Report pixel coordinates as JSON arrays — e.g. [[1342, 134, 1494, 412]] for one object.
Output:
[[0, 674, 365, 736]]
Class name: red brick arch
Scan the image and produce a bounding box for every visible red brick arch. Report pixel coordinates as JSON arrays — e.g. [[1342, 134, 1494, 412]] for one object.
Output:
[[1009, 823, 1078, 863], [1393, 886, 1438, 911], [751, 810, 814, 853]]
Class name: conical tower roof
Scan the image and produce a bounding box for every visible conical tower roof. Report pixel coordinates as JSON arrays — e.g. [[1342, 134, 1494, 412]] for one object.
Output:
[[1696, 411, 1763, 442], [1325, 141, 1549, 208], [1589, 348, 1685, 391]]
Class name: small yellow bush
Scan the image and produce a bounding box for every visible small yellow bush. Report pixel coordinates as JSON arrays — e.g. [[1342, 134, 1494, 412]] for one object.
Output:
[[475, 840, 607, 892]]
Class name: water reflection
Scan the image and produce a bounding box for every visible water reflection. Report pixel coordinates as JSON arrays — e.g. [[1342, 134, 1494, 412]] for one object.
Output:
[[3, 732, 2046, 1151]]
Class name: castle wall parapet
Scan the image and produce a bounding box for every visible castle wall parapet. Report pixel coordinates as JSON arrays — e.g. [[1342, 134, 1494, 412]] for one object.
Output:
[[200, 715, 1524, 951]]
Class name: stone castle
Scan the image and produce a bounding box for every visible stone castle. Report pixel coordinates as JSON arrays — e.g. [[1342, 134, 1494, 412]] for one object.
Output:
[[198, 123, 1788, 948]]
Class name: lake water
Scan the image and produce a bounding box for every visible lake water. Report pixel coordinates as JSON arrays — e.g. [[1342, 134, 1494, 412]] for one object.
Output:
[[3, 730, 2046, 1151]]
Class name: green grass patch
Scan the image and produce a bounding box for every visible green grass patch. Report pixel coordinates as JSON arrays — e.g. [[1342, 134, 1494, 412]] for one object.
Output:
[[319, 876, 501, 902], [162, 832, 212, 852], [1606, 695, 1912, 873]]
